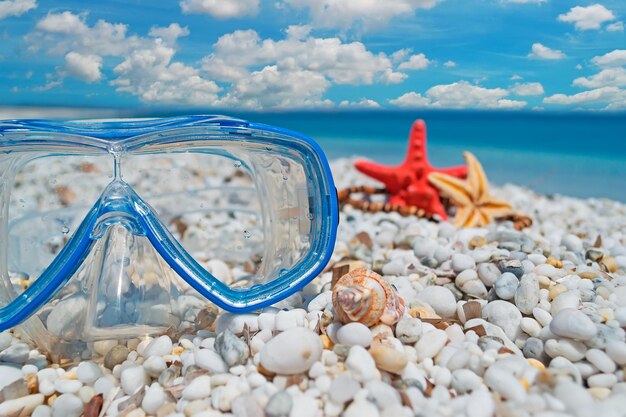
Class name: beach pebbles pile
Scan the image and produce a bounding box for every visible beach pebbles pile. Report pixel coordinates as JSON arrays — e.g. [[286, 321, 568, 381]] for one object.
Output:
[[1, 158, 626, 417]]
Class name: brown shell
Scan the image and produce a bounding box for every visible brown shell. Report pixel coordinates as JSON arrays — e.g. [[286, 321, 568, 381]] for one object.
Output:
[[332, 268, 405, 327]]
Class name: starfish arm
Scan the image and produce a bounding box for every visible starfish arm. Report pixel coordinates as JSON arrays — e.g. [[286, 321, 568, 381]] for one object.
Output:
[[436, 165, 468, 178], [453, 206, 476, 228], [404, 119, 428, 165], [428, 172, 472, 206], [481, 198, 514, 219], [464, 152, 488, 203], [354, 160, 399, 188]]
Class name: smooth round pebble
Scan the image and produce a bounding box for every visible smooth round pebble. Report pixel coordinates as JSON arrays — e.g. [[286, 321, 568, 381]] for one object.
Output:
[[260, 327, 322, 374], [550, 308, 597, 340], [336, 323, 373, 347]]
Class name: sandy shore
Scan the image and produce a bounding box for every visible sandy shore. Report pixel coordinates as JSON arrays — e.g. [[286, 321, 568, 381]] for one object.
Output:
[[1, 158, 626, 417]]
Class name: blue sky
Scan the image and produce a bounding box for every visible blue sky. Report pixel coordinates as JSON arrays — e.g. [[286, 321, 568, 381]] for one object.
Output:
[[1, 0, 625, 111]]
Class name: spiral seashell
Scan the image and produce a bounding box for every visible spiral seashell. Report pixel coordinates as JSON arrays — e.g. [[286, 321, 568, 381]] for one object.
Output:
[[332, 268, 405, 326]]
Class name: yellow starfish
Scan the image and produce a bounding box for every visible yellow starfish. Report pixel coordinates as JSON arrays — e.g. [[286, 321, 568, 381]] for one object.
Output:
[[428, 151, 513, 228]]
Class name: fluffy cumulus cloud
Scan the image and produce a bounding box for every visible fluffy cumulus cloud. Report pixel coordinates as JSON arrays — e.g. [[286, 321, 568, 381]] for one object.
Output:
[[338, 98, 381, 108], [398, 53, 431, 70], [64, 52, 102, 82], [282, 0, 441, 31], [200, 26, 412, 108], [179, 0, 259, 19], [606, 21, 624, 32], [389, 81, 526, 109], [558, 4, 616, 30], [544, 86, 626, 109], [444, 60, 456, 68], [528, 43, 566, 60], [544, 49, 626, 110], [503, 0, 546, 3], [27, 11, 218, 105], [511, 82, 544, 96], [0, 0, 36, 20]]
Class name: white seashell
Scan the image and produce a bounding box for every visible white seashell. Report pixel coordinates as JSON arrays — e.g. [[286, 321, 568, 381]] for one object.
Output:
[[332, 268, 405, 327]]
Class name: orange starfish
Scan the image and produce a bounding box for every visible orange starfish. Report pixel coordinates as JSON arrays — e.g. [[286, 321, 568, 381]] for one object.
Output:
[[428, 152, 513, 228]]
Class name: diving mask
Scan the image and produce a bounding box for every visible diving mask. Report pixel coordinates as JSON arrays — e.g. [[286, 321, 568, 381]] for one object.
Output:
[[0, 115, 338, 359]]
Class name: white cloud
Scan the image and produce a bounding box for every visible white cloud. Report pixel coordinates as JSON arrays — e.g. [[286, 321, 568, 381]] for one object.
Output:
[[339, 98, 381, 108], [592, 49, 626, 68], [180, 0, 259, 19], [0, 0, 36, 20], [511, 82, 544, 96], [389, 81, 527, 109], [149, 23, 190, 45], [388, 92, 430, 107], [64, 51, 102, 82], [607, 21, 624, 32], [510, 74, 523, 80], [398, 53, 431, 70], [443, 60, 456, 68], [558, 4, 616, 30], [528, 43, 566, 60], [218, 66, 330, 109], [202, 28, 404, 85], [28, 12, 220, 105], [576, 64, 583, 69], [111, 41, 220, 105], [573, 67, 626, 88], [282, 0, 441, 31], [544, 86, 626, 109]]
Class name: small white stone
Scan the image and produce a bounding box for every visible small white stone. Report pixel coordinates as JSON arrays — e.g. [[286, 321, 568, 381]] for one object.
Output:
[[395, 317, 422, 344], [494, 272, 518, 300], [206, 259, 231, 282], [451, 254, 475, 273], [466, 390, 495, 417], [51, 393, 83, 417], [456, 269, 487, 298], [520, 317, 542, 338], [0, 331, 12, 351], [550, 308, 597, 340], [514, 274, 539, 315], [482, 300, 522, 340], [32, 405, 52, 417], [477, 263, 500, 287], [183, 375, 212, 400], [76, 361, 101, 385], [288, 394, 318, 417], [0, 365, 23, 390], [216, 313, 259, 335], [587, 373, 617, 388], [0, 394, 44, 417], [416, 329, 448, 361], [337, 323, 373, 347], [329, 374, 360, 404], [142, 383, 167, 414], [120, 365, 148, 395], [484, 365, 526, 402], [143, 355, 167, 378], [258, 312, 276, 331], [561, 234, 583, 252], [532, 307, 552, 327], [417, 286, 457, 318], [451, 369, 483, 394], [345, 345, 378, 382], [307, 291, 333, 312], [195, 348, 228, 374], [585, 349, 616, 373], [142, 335, 173, 358], [550, 290, 581, 315], [605, 340, 626, 365], [55, 379, 83, 394], [260, 327, 322, 375], [544, 339, 586, 362], [93, 376, 115, 396], [343, 399, 379, 417], [78, 386, 95, 403]]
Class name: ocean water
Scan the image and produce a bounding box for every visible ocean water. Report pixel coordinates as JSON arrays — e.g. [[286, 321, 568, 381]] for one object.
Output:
[[228, 111, 626, 202]]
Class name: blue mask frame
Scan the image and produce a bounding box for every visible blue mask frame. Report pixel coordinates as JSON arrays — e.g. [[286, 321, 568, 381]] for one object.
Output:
[[0, 115, 338, 331]]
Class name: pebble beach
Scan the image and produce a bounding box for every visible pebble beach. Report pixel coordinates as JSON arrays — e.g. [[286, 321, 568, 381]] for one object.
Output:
[[2, 157, 626, 417]]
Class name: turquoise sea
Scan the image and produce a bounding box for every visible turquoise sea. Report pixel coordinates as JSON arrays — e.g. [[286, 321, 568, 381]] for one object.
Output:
[[223, 111, 626, 202]]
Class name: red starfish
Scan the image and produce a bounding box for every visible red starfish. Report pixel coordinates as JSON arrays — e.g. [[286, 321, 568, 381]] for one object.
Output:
[[354, 119, 467, 220]]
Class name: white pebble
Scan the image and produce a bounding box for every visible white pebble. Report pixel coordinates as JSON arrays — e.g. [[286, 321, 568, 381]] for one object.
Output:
[[337, 323, 373, 347], [260, 327, 322, 374], [606, 340, 626, 365], [143, 355, 167, 378], [346, 345, 378, 382], [550, 308, 597, 340], [55, 379, 82, 394], [76, 362, 101, 385], [142, 383, 167, 414], [417, 286, 457, 318], [142, 335, 173, 358], [416, 329, 448, 361], [195, 348, 228, 374], [51, 393, 83, 417], [484, 366, 526, 402], [120, 365, 148, 396], [587, 373, 617, 388], [182, 375, 212, 400], [585, 349, 616, 373], [451, 254, 475, 272]]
